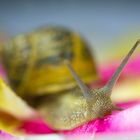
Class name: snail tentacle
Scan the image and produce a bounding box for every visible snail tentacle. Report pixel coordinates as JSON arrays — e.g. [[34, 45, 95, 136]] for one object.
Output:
[[102, 39, 140, 96], [65, 60, 91, 100]]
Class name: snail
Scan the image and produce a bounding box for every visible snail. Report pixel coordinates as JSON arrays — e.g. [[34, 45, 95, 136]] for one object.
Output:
[[0, 26, 97, 98], [1, 26, 139, 130], [37, 40, 140, 130]]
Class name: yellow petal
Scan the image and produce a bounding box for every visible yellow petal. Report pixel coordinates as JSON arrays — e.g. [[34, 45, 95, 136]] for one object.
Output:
[[0, 78, 36, 119], [0, 111, 20, 134], [112, 78, 140, 102]]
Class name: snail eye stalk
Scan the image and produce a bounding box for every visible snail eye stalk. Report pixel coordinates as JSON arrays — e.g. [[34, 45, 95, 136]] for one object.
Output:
[[65, 61, 91, 100], [102, 39, 140, 95]]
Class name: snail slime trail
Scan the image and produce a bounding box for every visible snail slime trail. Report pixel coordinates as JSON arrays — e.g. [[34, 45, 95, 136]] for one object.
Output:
[[38, 39, 140, 130]]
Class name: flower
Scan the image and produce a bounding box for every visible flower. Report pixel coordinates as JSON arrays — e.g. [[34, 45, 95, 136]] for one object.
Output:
[[0, 130, 19, 140], [20, 56, 140, 136]]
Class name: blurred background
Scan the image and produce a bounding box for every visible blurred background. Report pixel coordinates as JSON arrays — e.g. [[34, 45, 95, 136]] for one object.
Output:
[[1, 0, 140, 63]]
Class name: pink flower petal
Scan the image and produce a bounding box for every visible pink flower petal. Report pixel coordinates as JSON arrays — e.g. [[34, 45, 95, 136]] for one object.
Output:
[[19, 118, 55, 134], [0, 130, 19, 140]]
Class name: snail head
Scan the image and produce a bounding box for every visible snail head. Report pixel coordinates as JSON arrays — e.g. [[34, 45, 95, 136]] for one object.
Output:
[[65, 39, 140, 118]]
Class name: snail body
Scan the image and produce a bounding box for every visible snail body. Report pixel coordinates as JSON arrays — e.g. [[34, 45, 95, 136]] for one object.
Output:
[[38, 40, 140, 130], [38, 88, 114, 130]]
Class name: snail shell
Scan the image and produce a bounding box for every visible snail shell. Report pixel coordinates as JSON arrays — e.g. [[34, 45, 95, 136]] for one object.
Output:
[[0, 26, 98, 97]]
